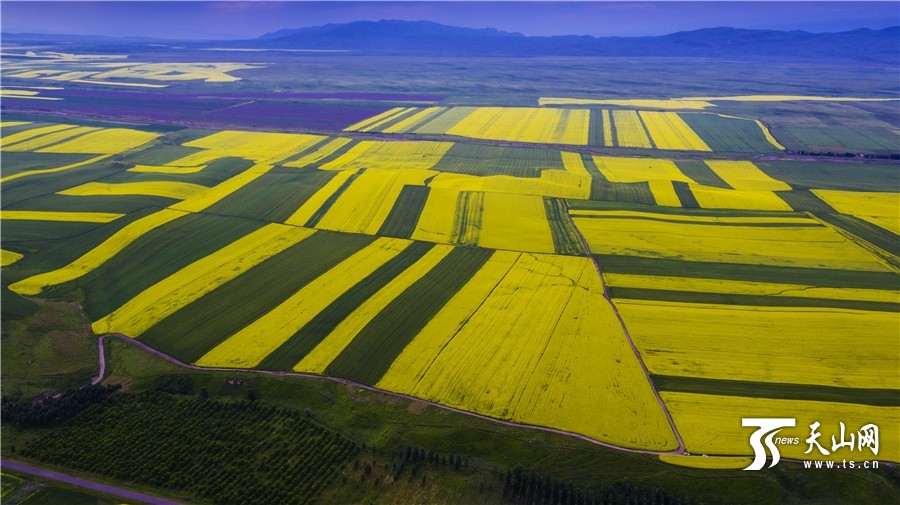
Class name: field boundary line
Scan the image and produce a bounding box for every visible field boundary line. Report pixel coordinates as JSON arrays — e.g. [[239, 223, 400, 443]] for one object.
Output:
[[561, 199, 686, 454], [92, 332, 684, 457]]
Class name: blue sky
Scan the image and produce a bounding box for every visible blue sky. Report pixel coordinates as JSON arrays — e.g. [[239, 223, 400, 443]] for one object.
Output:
[[3, 2, 898, 40]]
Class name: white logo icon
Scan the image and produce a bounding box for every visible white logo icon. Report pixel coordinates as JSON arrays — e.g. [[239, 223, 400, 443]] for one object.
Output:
[[742, 418, 796, 470]]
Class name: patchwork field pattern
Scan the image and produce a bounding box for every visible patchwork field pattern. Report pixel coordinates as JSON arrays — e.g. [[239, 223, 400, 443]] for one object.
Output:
[[2, 116, 897, 461], [345, 106, 784, 152]]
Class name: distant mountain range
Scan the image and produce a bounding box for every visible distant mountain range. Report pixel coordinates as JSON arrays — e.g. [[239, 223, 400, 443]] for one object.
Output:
[[4, 20, 899, 63]]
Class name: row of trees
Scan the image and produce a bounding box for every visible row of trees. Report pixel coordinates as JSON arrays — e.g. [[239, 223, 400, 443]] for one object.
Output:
[[1, 384, 121, 429], [503, 467, 696, 505], [20, 391, 358, 505]]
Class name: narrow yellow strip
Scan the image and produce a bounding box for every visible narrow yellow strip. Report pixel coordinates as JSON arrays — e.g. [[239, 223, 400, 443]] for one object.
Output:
[[601, 110, 613, 146], [0, 155, 112, 184], [170, 163, 273, 212], [1, 210, 124, 223], [284, 169, 358, 226], [92, 225, 316, 336], [9, 209, 189, 296], [128, 164, 206, 174], [1, 249, 24, 267], [196, 237, 412, 368], [295, 244, 455, 373], [2, 126, 98, 152], [343, 107, 407, 132], [0, 121, 32, 127], [1, 124, 76, 149], [382, 107, 445, 133], [647, 180, 682, 207], [755, 120, 785, 150], [58, 181, 208, 200], [282, 137, 353, 168]]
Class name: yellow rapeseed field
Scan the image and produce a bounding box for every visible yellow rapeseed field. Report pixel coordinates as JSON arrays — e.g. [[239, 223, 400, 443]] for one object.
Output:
[[0, 124, 78, 148], [428, 168, 590, 200], [378, 253, 677, 449], [813, 190, 900, 234], [647, 180, 682, 207], [58, 181, 208, 200], [319, 140, 453, 171], [638, 111, 711, 151], [282, 137, 353, 168], [538, 98, 715, 109], [446, 107, 590, 145], [38, 128, 160, 154], [662, 392, 899, 463], [170, 163, 274, 213], [410, 188, 460, 244], [89, 62, 263, 83], [1, 249, 24, 267], [2, 126, 99, 152], [605, 273, 898, 303], [127, 164, 206, 175], [284, 169, 359, 226], [592, 156, 694, 184], [9, 209, 189, 295], [92, 225, 316, 336], [478, 193, 556, 253], [1, 210, 124, 223], [568, 209, 810, 225], [689, 185, 792, 211], [196, 237, 412, 368], [0, 121, 32, 127], [177, 130, 324, 165], [602, 110, 614, 146], [315, 169, 436, 234], [382, 107, 446, 133], [574, 213, 890, 271], [0, 155, 112, 183], [618, 299, 899, 389], [611, 110, 652, 148], [704, 161, 791, 191], [343, 107, 408, 132], [294, 244, 455, 373]]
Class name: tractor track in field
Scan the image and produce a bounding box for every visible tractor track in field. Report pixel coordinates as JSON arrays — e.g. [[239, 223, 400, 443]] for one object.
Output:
[[91, 332, 687, 457]]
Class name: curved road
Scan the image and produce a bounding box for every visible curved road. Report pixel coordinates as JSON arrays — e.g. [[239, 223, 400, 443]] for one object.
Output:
[[2, 460, 182, 505]]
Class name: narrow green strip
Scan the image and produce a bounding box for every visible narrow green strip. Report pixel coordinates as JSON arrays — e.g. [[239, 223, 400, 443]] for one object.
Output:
[[377, 185, 431, 238], [139, 231, 377, 364], [595, 254, 899, 290], [652, 374, 900, 407], [610, 286, 899, 312], [545, 198, 587, 256], [579, 152, 605, 179], [671, 181, 700, 208], [777, 190, 838, 213], [587, 110, 606, 147], [590, 180, 656, 206], [257, 241, 436, 371], [324, 247, 494, 384], [815, 212, 900, 259], [674, 160, 732, 189], [574, 214, 821, 228], [304, 169, 364, 228], [409, 107, 453, 133]]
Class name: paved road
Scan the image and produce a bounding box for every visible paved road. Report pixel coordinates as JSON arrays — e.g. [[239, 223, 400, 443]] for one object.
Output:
[[2, 460, 182, 505]]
